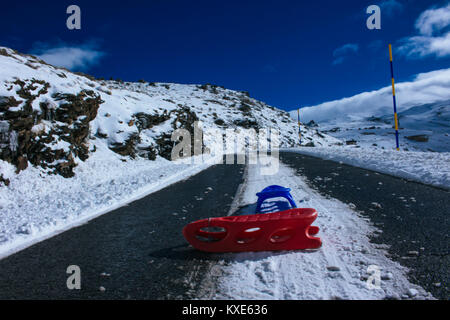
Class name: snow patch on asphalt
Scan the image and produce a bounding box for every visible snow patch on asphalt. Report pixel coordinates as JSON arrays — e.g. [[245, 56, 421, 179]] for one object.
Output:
[[206, 160, 433, 300], [0, 147, 218, 260], [283, 147, 450, 190]]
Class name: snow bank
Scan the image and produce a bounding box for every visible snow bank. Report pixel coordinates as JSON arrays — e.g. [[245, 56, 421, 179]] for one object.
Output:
[[283, 147, 450, 190], [201, 160, 432, 300]]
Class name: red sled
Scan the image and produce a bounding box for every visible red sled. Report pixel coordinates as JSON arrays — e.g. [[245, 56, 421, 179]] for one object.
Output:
[[182, 208, 322, 253]]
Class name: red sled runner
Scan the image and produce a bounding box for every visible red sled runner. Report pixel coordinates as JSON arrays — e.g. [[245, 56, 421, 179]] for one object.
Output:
[[182, 208, 322, 253]]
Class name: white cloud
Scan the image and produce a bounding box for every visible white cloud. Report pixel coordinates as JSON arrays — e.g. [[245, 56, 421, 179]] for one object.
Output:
[[293, 68, 450, 123], [332, 43, 359, 65], [415, 3, 450, 36], [333, 43, 359, 56], [31, 43, 104, 71], [397, 4, 450, 59], [398, 32, 450, 58]]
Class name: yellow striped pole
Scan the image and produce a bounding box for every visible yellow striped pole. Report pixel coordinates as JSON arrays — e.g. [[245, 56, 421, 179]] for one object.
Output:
[[389, 44, 400, 151], [297, 108, 301, 144]]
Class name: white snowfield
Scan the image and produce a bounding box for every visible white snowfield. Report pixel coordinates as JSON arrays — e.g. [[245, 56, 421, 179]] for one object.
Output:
[[282, 147, 450, 190], [0, 146, 219, 260], [202, 160, 433, 300]]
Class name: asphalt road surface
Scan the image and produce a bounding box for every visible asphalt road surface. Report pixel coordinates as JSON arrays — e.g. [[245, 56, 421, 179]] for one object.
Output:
[[0, 162, 244, 299], [280, 152, 449, 300]]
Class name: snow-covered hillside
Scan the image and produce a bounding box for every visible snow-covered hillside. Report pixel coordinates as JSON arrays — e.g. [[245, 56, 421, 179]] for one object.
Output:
[[291, 68, 450, 152], [0, 46, 339, 184]]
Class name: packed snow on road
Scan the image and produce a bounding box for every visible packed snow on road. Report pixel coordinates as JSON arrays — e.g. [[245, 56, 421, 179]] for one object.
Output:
[[198, 159, 433, 300]]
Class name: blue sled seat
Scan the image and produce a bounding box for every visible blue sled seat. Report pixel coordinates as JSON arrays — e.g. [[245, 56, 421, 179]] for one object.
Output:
[[255, 185, 297, 213]]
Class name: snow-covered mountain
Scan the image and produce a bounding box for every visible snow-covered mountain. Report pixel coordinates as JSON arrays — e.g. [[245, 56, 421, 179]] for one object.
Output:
[[300, 100, 450, 152], [0, 46, 339, 183], [291, 68, 450, 152]]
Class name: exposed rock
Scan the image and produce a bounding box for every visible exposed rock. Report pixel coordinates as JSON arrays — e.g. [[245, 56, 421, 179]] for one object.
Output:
[[381, 272, 393, 280], [327, 127, 340, 133], [0, 174, 10, 186], [306, 120, 318, 127], [327, 266, 340, 272], [144, 106, 201, 160], [214, 118, 225, 126], [0, 87, 103, 177], [133, 111, 170, 131], [110, 133, 141, 158], [16, 156, 28, 172], [405, 135, 429, 142], [238, 103, 252, 115], [232, 119, 259, 130]]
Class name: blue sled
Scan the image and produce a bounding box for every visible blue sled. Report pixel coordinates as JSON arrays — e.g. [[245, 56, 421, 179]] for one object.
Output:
[[255, 185, 297, 213]]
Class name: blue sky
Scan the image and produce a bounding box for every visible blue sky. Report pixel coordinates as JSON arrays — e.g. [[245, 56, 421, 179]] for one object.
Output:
[[1, 0, 449, 111]]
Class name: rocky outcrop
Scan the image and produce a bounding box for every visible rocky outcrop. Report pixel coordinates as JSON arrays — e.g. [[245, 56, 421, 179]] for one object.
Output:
[[134, 111, 171, 131], [110, 132, 142, 159], [154, 106, 200, 160], [0, 85, 103, 177], [104, 105, 201, 160]]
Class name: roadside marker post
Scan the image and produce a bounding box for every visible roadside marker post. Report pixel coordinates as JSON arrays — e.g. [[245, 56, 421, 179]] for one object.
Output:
[[389, 44, 400, 151], [297, 108, 301, 145]]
